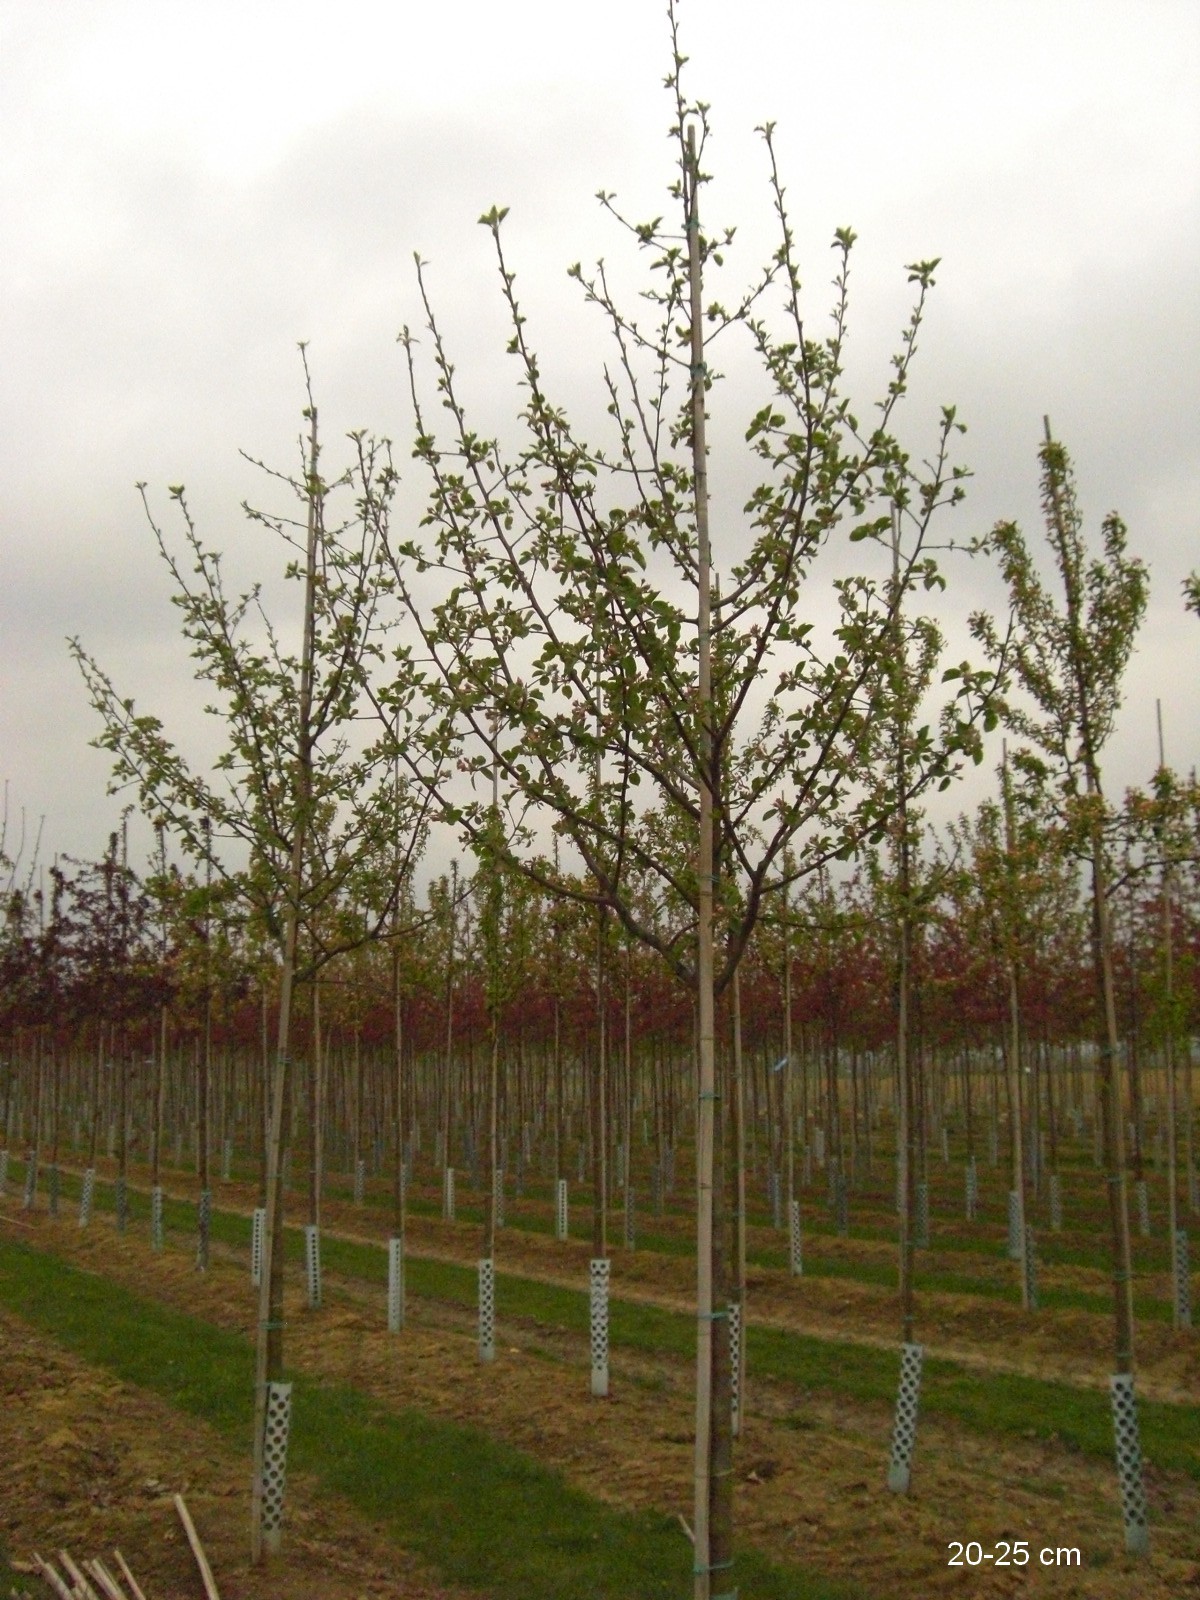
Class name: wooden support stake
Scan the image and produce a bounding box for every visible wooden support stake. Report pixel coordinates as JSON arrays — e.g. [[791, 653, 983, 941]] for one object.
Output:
[[85, 1559, 131, 1600], [174, 1493, 222, 1600], [57, 1550, 102, 1600], [32, 1554, 74, 1600], [112, 1552, 148, 1600]]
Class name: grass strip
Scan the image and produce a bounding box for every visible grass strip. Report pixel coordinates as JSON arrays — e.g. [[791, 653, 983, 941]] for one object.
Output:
[[303, 1229, 1199, 1480], [11, 1164, 1197, 1473], [0, 1541, 26, 1595], [0, 1234, 857, 1600]]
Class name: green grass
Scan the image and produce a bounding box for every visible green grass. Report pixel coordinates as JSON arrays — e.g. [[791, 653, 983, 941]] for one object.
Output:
[[309, 1227, 1200, 1479], [10, 1162, 1198, 1478], [0, 1235, 859, 1600], [0, 1540, 29, 1598]]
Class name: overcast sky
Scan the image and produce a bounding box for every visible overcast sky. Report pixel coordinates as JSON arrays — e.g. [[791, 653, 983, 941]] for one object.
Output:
[[2, 0, 1198, 882]]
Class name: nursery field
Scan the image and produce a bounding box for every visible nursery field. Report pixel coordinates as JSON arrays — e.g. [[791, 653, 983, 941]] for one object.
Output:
[[2, 1141, 1197, 1600], [7, 5, 1200, 1594]]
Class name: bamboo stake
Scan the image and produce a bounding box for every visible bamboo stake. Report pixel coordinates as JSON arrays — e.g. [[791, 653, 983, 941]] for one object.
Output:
[[685, 116, 728, 1600], [250, 402, 320, 1561], [112, 1551, 148, 1600], [84, 1559, 130, 1600], [57, 1550, 101, 1600], [1157, 702, 1187, 1328], [32, 1554, 74, 1600], [174, 1494, 222, 1600], [1001, 744, 1031, 1309]]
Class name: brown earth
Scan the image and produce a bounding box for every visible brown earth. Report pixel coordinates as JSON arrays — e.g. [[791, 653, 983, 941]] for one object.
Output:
[[124, 1155, 1200, 1408], [0, 1233, 479, 1600], [3, 1190, 1199, 1600]]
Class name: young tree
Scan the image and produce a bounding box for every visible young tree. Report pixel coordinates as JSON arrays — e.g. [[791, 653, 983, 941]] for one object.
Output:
[[383, 13, 996, 1589], [70, 368, 438, 1559], [971, 419, 1151, 1554]]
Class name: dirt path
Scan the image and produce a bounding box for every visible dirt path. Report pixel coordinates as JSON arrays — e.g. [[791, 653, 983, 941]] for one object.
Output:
[[5, 1202, 1199, 1599], [75, 1159, 1200, 1405], [0, 1281, 478, 1600]]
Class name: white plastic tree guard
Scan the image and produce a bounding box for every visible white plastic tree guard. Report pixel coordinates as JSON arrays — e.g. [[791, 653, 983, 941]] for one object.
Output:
[[589, 1257, 610, 1397], [729, 1300, 742, 1438], [478, 1257, 496, 1364], [887, 1341, 924, 1493], [261, 1380, 293, 1554], [1110, 1373, 1149, 1555], [151, 1185, 165, 1252], [78, 1167, 95, 1228], [388, 1235, 405, 1333], [443, 1165, 456, 1222], [555, 1178, 569, 1241], [196, 1188, 212, 1271], [303, 1223, 322, 1309], [788, 1198, 803, 1277], [1023, 1225, 1038, 1310], [251, 1205, 266, 1285], [1006, 1190, 1022, 1260], [915, 1181, 929, 1249], [1174, 1230, 1192, 1327]]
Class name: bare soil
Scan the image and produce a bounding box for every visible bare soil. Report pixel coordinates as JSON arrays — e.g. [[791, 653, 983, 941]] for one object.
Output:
[[0, 1230, 478, 1600], [3, 1189, 1199, 1600]]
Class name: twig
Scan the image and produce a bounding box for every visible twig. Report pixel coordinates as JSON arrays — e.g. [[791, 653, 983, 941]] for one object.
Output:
[[31, 1553, 74, 1600], [677, 1512, 694, 1545], [112, 1551, 148, 1600], [173, 1493, 222, 1600]]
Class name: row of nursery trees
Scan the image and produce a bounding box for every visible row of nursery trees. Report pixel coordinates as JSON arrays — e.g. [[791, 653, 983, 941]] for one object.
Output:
[[4, 788, 1200, 1222], [5, 13, 1198, 1589]]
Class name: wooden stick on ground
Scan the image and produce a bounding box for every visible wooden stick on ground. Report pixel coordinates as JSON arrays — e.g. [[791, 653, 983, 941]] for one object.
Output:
[[85, 1558, 130, 1600], [31, 1553, 74, 1600], [173, 1494, 222, 1600], [112, 1551, 149, 1600], [57, 1550, 102, 1600]]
